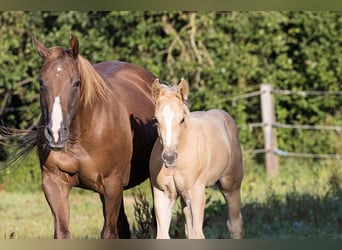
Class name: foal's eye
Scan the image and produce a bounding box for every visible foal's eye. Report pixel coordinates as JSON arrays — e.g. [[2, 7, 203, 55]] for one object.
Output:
[[180, 117, 185, 124], [152, 117, 159, 126]]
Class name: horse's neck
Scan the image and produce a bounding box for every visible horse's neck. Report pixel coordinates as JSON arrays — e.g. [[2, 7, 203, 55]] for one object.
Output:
[[180, 115, 202, 141]]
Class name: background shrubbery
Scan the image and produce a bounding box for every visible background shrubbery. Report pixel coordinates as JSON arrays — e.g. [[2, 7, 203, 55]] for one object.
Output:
[[1, 11, 342, 190], [0, 12, 341, 239]]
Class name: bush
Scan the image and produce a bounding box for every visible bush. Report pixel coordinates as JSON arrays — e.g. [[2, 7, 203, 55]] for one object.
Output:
[[1, 11, 342, 190]]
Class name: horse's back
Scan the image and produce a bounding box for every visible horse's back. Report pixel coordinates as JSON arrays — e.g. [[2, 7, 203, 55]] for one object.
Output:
[[94, 60, 155, 95], [186, 109, 243, 185], [206, 109, 243, 184], [94, 60, 158, 188]]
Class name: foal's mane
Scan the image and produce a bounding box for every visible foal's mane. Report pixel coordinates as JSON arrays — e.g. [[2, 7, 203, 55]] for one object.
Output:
[[77, 55, 110, 108]]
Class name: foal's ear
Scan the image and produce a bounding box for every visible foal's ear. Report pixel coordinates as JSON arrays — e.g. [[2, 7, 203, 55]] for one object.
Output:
[[69, 35, 79, 59], [151, 79, 161, 103], [32, 35, 51, 60], [178, 78, 189, 103]]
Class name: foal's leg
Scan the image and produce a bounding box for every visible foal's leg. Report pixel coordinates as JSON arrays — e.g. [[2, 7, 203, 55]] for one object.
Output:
[[153, 186, 177, 239], [220, 178, 244, 239], [42, 169, 72, 239], [100, 181, 124, 239], [182, 186, 206, 239]]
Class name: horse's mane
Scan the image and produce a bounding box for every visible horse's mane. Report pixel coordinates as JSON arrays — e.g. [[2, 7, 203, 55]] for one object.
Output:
[[77, 55, 110, 109], [0, 54, 112, 171]]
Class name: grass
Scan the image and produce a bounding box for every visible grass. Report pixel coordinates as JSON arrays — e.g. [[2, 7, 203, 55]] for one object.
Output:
[[0, 190, 103, 239], [0, 156, 341, 239]]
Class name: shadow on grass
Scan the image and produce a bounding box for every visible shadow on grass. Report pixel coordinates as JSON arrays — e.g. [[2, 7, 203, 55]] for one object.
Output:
[[240, 190, 342, 239], [132, 187, 342, 239]]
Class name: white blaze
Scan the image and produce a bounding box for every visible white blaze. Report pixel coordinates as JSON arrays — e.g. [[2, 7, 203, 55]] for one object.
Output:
[[162, 105, 175, 147], [51, 96, 63, 142]]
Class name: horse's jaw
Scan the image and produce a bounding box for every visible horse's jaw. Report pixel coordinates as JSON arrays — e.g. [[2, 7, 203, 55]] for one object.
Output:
[[163, 161, 176, 169], [47, 142, 66, 151]]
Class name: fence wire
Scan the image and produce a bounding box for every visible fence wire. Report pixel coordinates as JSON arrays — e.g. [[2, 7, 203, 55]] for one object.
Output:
[[272, 89, 342, 96], [235, 86, 342, 160]]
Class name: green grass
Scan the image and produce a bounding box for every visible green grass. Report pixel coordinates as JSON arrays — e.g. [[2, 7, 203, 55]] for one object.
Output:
[[0, 157, 341, 239], [0, 190, 103, 239]]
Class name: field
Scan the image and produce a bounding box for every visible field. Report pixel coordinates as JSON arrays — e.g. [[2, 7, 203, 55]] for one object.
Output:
[[0, 157, 341, 239]]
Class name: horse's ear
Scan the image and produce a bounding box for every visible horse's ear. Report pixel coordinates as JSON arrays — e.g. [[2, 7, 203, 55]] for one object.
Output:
[[32, 35, 51, 60], [151, 79, 161, 103], [178, 78, 189, 103], [69, 34, 79, 59]]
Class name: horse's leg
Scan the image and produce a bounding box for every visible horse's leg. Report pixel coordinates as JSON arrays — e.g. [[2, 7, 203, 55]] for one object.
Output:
[[219, 178, 244, 239], [182, 186, 206, 239], [153, 186, 177, 239], [117, 197, 131, 238], [100, 181, 124, 239], [42, 169, 72, 239], [100, 195, 130, 238]]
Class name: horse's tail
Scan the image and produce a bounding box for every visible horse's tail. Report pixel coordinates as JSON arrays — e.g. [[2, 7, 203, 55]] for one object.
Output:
[[0, 124, 38, 171]]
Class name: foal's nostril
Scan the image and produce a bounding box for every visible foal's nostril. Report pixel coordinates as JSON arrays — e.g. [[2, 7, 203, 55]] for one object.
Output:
[[162, 151, 178, 164]]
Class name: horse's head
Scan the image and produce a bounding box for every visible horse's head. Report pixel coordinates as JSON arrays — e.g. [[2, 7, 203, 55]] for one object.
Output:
[[33, 35, 81, 150], [151, 78, 189, 168]]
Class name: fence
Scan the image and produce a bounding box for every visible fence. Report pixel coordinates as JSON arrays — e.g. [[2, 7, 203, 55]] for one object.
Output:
[[234, 83, 342, 177]]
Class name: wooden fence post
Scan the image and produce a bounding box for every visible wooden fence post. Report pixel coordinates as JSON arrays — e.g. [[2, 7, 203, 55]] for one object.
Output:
[[260, 84, 279, 177]]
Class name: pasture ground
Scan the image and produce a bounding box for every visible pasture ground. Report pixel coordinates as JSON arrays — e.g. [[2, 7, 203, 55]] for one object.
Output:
[[0, 157, 341, 239]]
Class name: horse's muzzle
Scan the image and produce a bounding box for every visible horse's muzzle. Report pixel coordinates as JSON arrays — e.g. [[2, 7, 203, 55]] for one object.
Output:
[[44, 125, 69, 150], [162, 150, 178, 169]]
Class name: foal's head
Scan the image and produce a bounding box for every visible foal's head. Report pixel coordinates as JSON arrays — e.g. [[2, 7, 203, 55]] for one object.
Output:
[[151, 79, 189, 168], [33, 35, 81, 150]]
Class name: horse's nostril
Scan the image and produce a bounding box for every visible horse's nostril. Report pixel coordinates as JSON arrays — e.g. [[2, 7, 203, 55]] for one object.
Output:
[[44, 126, 53, 142], [59, 125, 69, 142], [162, 151, 177, 163]]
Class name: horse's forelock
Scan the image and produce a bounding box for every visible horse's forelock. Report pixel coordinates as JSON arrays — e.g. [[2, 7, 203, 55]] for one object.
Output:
[[157, 84, 190, 115]]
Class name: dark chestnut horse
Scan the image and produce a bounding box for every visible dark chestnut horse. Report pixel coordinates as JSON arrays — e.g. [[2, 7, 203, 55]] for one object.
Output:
[[30, 35, 157, 238]]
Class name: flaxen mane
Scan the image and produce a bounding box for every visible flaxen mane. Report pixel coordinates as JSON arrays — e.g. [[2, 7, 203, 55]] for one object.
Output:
[[77, 55, 110, 108]]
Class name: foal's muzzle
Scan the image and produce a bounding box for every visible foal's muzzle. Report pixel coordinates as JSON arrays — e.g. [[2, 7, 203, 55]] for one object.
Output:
[[44, 124, 69, 150], [162, 150, 178, 169]]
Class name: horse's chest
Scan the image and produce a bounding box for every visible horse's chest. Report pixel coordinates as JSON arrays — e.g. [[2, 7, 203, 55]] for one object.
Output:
[[46, 150, 79, 174], [45, 150, 102, 189], [170, 168, 198, 191]]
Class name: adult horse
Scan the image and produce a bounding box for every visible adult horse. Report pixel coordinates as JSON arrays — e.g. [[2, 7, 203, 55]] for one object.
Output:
[[31, 35, 157, 238], [149, 79, 244, 239]]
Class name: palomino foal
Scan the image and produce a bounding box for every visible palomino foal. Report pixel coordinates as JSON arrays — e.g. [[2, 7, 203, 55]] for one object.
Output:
[[149, 79, 244, 239]]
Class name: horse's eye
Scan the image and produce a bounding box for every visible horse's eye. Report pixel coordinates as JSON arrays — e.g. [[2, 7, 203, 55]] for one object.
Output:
[[72, 79, 80, 88], [38, 78, 43, 86], [180, 117, 185, 124]]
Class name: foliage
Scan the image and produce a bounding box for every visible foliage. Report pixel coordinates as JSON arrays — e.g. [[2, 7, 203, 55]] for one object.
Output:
[[1, 11, 342, 189], [131, 188, 156, 239]]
